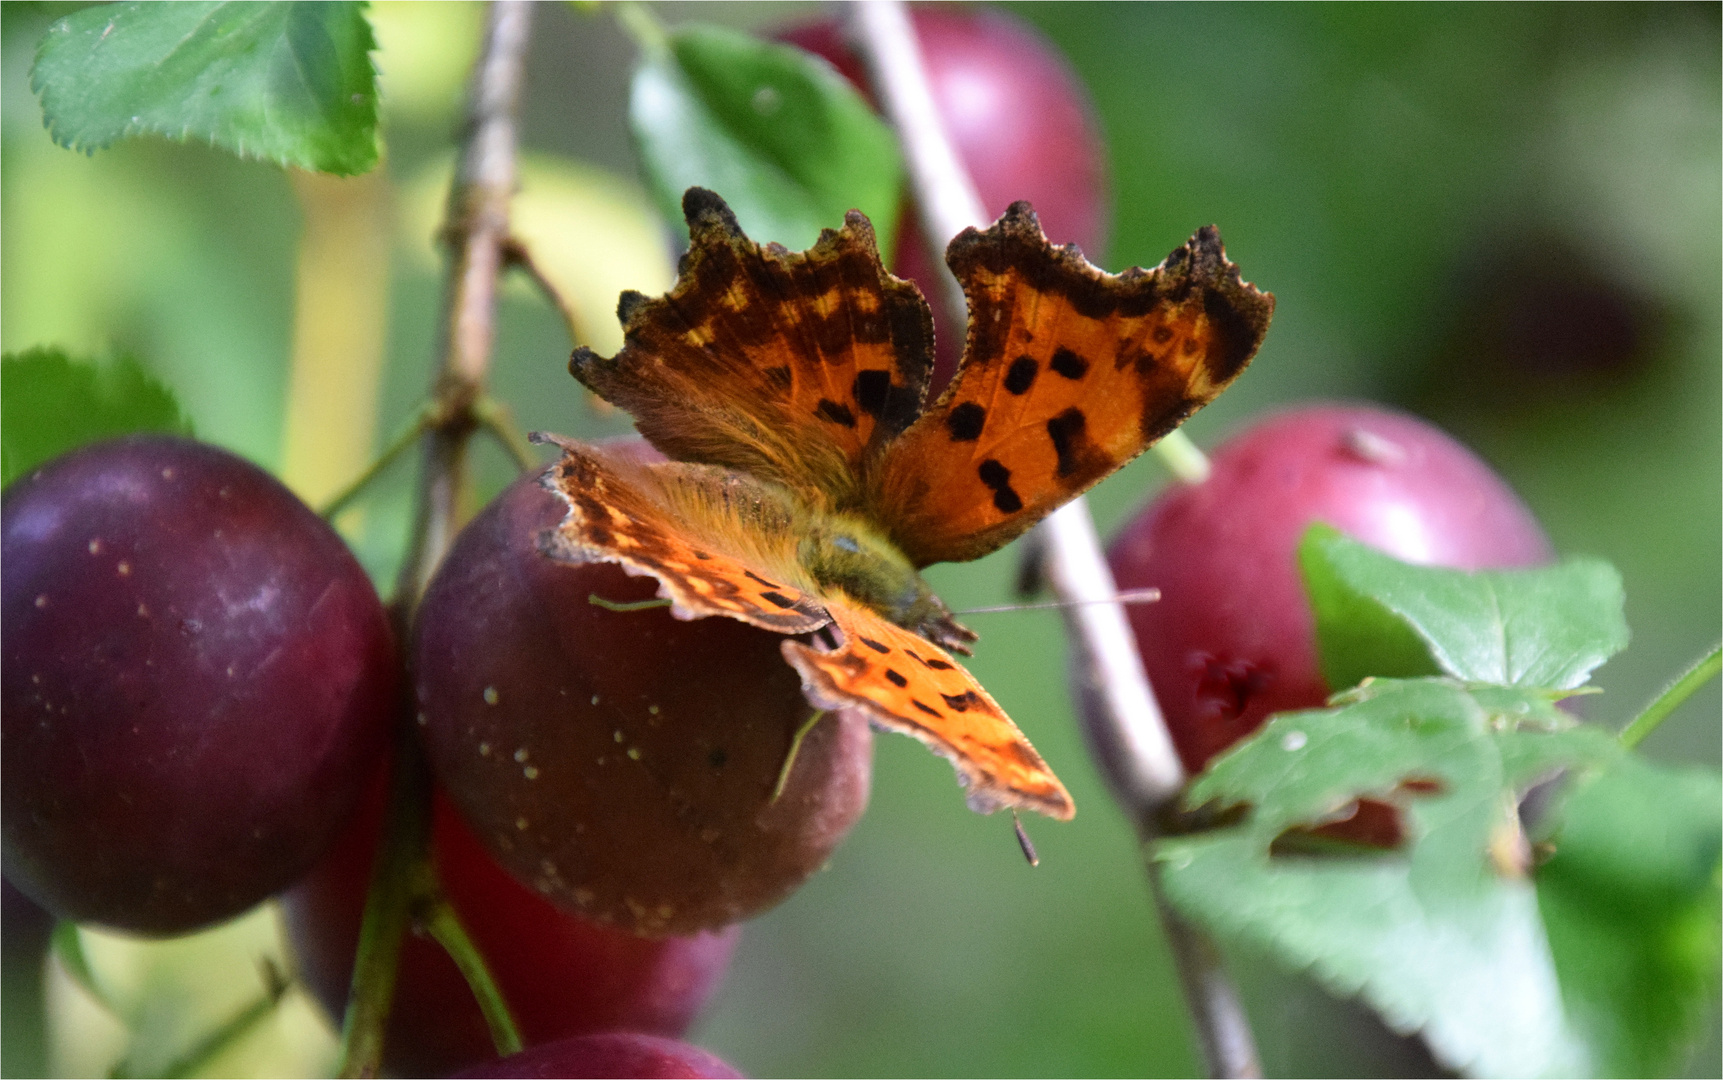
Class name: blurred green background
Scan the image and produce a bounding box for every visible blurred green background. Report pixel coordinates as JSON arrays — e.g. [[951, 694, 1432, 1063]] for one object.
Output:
[[3, 2, 1717, 1076]]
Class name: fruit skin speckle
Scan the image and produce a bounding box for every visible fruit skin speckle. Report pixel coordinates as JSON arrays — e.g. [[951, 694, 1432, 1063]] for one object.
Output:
[[2, 435, 396, 935], [414, 466, 873, 937], [1107, 404, 1551, 774]]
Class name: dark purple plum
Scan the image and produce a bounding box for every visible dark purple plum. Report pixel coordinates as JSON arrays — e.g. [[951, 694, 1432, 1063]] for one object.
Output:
[[1107, 405, 1552, 773], [414, 462, 872, 937], [2, 435, 396, 934], [452, 1032, 743, 1079], [282, 781, 738, 1078]]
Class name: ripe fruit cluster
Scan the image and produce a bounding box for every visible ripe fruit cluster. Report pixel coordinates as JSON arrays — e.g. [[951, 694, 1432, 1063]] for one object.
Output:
[[0, 437, 784, 1076]]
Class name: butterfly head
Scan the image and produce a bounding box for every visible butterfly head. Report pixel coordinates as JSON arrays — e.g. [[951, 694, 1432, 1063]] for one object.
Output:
[[794, 515, 976, 655]]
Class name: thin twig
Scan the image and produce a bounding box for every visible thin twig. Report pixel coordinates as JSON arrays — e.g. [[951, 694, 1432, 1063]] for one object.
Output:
[[336, 4, 535, 1077], [847, 4, 1259, 1076]]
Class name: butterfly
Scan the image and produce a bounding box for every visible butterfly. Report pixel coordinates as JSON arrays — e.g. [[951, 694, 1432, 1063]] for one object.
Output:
[[535, 188, 1273, 821]]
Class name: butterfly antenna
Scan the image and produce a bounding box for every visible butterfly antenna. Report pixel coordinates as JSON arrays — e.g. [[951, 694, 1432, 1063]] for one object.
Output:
[[1012, 812, 1040, 867], [587, 594, 674, 613], [956, 587, 1161, 616]]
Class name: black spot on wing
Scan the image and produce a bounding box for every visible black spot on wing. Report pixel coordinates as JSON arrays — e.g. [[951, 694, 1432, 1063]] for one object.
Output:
[[1050, 347, 1089, 380], [1004, 355, 1039, 395], [884, 669, 908, 687], [978, 459, 1024, 514], [858, 637, 891, 654], [743, 569, 783, 589], [912, 699, 942, 718], [815, 399, 857, 427], [946, 402, 986, 442], [852, 369, 891, 416], [941, 691, 980, 712], [761, 592, 798, 609]]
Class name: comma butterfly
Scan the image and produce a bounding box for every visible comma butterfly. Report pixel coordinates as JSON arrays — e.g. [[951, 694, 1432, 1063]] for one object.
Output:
[[536, 188, 1273, 821]]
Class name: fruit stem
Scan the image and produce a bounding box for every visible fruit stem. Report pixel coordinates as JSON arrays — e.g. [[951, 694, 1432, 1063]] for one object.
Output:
[[474, 394, 540, 474], [1619, 643, 1721, 749], [122, 961, 288, 1079], [319, 403, 433, 519], [421, 896, 524, 1057], [848, 4, 1260, 1075], [337, 726, 435, 1079], [1154, 430, 1213, 485], [336, 3, 535, 1075]]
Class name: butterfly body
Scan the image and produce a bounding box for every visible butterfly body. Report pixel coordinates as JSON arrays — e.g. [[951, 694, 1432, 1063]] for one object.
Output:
[[541, 188, 1274, 821]]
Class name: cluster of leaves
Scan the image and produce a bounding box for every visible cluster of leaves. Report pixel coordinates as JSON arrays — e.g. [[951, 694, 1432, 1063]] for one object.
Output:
[[1157, 527, 1720, 1077]]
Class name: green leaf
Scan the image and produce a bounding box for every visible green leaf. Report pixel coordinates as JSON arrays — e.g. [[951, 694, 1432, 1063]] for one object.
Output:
[[1159, 679, 1623, 1077], [1299, 524, 1629, 691], [1536, 756, 1722, 1076], [629, 22, 903, 257], [32, 1, 379, 175], [3, 348, 193, 488]]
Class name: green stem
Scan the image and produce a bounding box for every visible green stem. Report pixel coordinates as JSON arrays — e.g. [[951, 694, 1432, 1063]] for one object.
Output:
[[125, 963, 288, 1080], [475, 395, 540, 473], [320, 404, 433, 519], [615, 1, 669, 55], [336, 730, 434, 1079], [421, 899, 523, 1057], [1619, 643, 1721, 749], [1151, 430, 1211, 485], [772, 711, 826, 803]]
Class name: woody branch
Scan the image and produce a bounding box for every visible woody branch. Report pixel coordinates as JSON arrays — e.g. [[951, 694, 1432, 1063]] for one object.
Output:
[[845, 3, 1260, 1077], [338, 3, 534, 1077]]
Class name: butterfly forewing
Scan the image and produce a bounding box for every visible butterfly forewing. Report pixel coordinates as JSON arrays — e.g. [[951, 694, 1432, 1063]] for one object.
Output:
[[867, 207, 1275, 567], [570, 189, 934, 511], [539, 438, 830, 634], [781, 595, 1075, 820]]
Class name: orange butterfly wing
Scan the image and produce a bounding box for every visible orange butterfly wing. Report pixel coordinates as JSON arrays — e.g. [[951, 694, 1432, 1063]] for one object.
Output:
[[781, 595, 1074, 820], [537, 436, 829, 635], [867, 206, 1275, 566], [570, 188, 934, 510]]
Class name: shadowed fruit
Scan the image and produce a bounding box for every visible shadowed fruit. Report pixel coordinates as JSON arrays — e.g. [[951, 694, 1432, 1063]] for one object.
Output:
[[2, 435, 395, 934], [281, 782, 738, 1078]]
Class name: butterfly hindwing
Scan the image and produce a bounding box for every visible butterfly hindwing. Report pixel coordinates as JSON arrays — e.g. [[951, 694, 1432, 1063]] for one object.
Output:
[[538, 437, 829, 634], [781, 595, 1075, 820], [867, 206, 1275, 566], [570, 188, 934, 511]]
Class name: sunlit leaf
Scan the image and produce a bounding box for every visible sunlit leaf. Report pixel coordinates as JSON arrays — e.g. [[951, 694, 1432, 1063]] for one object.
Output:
[[32, 1, 379, 175], [1300, 524, 1629, 691]]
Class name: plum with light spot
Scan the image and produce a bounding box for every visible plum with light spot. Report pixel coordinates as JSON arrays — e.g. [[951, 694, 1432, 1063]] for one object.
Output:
[[1, 435, 395, 934], [1107, 404, 1552, 774], [413, 464, 872, 937]]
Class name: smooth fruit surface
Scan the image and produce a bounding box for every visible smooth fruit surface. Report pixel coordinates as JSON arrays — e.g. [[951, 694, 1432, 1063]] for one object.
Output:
[[781, 8, 1108, 388], [1, 435, 395, 934], [452, 1032, 743, 1079], [415, 466, 872, 937], [1107, 405, 1552, 773], [281, 782, 738, 1078]]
